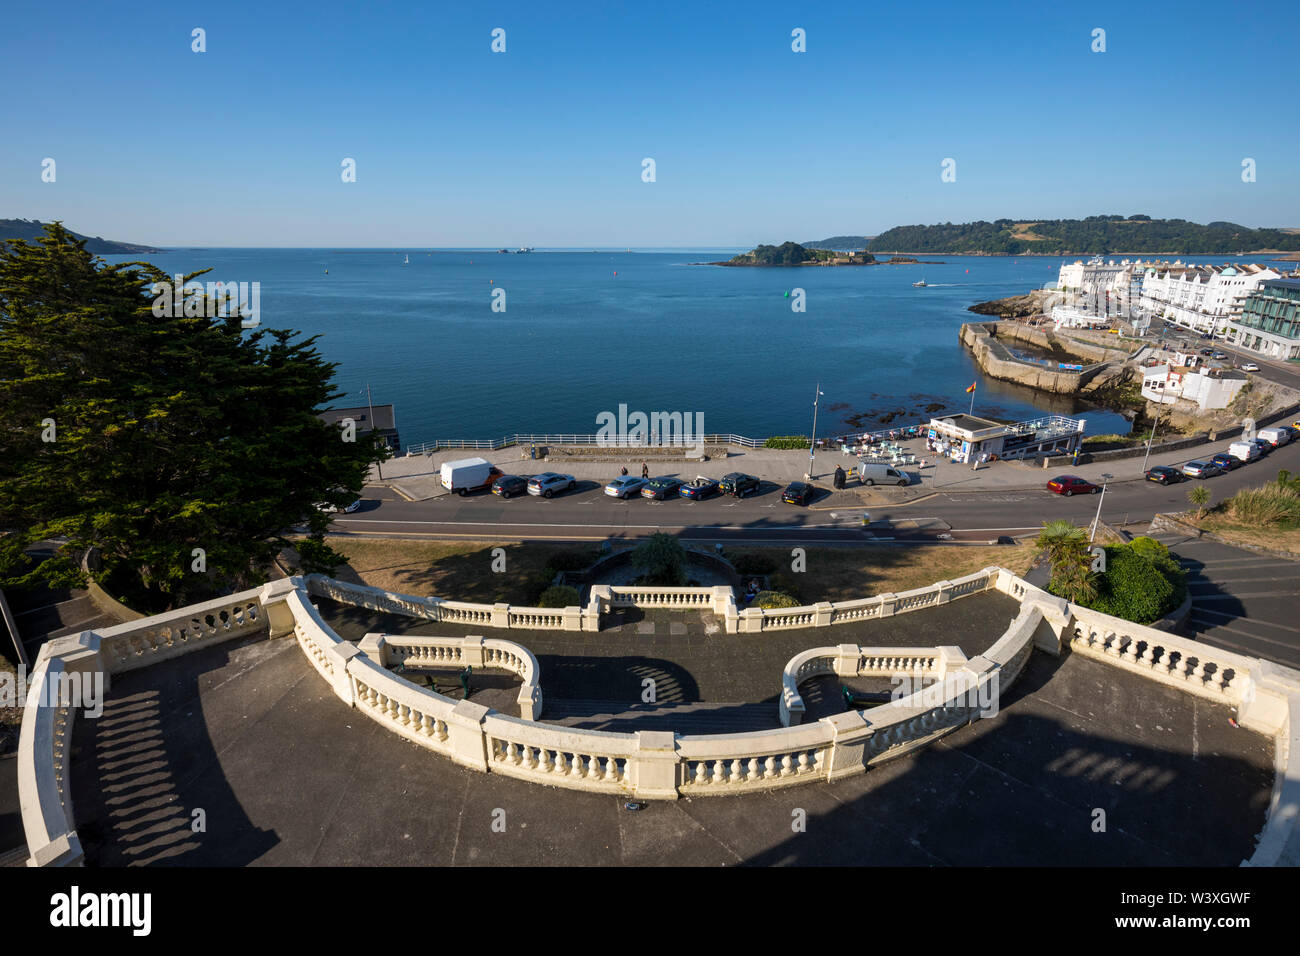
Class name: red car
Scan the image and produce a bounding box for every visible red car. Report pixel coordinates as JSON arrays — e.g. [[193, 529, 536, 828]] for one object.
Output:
[[1046, 475, 1100, 497]]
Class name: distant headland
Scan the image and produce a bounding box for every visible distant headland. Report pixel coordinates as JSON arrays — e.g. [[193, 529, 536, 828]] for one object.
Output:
[[707, 242, 941, 267], [0, 218, 163, 254]]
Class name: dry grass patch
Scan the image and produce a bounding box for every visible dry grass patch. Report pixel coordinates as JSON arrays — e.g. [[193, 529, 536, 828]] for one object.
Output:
[[322, 537, 600, 605], [725, 543, 1036, 604]]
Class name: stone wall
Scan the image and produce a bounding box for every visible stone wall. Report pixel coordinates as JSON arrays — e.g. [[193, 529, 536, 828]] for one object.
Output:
[[960, 322, 1124, 396]]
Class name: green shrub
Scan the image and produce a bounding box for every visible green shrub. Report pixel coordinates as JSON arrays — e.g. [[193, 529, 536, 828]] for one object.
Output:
[[754, 590, 801, 609], [767, 572, 803, 602], [1090, 545, 1174, 624], [631, 533, 687, 586], [763, 436, 811, 450], [732, 552, 777, 575], [536, 585, 580, 608], [1224, 483, 1300, 527]]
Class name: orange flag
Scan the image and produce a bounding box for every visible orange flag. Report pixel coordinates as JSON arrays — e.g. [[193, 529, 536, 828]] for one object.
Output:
[[965, 382, 977, 393]]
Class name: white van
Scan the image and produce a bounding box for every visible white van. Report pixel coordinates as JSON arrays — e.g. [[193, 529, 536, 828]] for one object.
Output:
[[440, 457, 501, 496], [1257, 427, 1291, 449], [857, 462, 910, 486], [1228, 441, 1261, 463]]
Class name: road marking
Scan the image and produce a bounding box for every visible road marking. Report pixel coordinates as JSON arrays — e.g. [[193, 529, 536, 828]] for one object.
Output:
[[337, 517, 858, 531]]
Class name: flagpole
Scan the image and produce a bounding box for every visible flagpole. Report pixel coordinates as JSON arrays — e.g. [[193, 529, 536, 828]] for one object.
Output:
[[969, 384, 976, 416]]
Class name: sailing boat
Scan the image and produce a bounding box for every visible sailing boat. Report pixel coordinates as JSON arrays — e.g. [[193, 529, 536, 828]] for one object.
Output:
[[403, 254, 410, 265]]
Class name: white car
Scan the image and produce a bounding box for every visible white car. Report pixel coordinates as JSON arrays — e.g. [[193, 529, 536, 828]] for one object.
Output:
[[1242, 362, 1260, 372], [319, 498, 362, 514]]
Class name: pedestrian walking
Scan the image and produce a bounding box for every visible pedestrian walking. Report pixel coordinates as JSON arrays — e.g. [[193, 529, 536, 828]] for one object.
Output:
[[641, 461, 649, 479], [833, 465, 845, 490]]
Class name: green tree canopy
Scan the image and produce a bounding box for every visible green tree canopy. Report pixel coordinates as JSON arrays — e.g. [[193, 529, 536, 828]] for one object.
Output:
[[0, 223, 386, 611]]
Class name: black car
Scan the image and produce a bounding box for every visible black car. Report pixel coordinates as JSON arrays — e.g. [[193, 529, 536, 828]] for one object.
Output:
[[1144, 465, 1186, 485], [491, 474, 529, 498], [1210, 453, 1241, 472], [718, 472, 760, 497], [781, 481, 815, 505], [1249, 438, 1272, 457]]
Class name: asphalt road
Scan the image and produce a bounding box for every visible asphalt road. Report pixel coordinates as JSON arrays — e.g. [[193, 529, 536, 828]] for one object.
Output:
[[331, 439, 1300, 543]]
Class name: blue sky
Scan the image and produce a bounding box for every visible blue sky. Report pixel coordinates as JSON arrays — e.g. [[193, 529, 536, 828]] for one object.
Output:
[[2, 1, 1296, 246]]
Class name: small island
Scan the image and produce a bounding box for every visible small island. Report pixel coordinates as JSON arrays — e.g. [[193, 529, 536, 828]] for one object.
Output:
[[708, 241, 941, 267]]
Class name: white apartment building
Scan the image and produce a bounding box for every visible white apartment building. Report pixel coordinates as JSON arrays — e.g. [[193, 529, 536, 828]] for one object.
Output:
[[1138, 262, 1280, 335], [1140, 360, 1247, 412]]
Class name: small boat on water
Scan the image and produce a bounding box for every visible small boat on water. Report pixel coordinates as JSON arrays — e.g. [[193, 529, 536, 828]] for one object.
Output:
[[913, 278, 927, 287], [403, 254, 410, 265]]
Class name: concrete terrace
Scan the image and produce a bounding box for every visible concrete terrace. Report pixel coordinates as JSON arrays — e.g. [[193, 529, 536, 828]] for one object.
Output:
[[67, 629, 1275, 867]]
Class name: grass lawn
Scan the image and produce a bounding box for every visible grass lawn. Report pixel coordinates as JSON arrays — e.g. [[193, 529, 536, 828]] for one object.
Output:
[[323, 537, 600, 604], [1191, 517, 1300, 554], [710, 543, 1034, 604]]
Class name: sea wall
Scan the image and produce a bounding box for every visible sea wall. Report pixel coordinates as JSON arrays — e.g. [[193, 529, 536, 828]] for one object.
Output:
[[959, 322, 1123, 396]]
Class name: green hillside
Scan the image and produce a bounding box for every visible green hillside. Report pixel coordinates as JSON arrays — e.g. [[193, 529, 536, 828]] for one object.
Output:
[[0, 218, 161, 254], [864, 217, 1300, 255]]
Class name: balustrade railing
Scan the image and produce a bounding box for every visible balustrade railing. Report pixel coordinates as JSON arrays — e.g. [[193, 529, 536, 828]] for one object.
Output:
[[97, 587, 265, 674]]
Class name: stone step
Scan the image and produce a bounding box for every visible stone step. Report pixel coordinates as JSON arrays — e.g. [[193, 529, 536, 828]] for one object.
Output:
[[541, 698, 778, 734]]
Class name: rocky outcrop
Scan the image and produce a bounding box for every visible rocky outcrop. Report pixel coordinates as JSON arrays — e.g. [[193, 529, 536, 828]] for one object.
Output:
[[967, 290, 1055, 318]]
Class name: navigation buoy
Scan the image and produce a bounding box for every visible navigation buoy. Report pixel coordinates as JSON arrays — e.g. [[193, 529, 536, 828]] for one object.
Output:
[[784, 290, 790, 297], [613, 271, 617, 276]]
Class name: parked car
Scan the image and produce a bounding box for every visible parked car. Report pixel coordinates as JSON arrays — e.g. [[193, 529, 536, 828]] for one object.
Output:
[[1144, 465, 1186, 485], [1199, 348, 1213, 356], [1241, 363, 1260, 372], [604, 475, 647, 499], [527, 472, 576, 498], [1211, 351, 1227, 360], [440, 457, 503, 497], [1047, 475, 1100, 496], [781, 481, 815, 505], [678, 476, 719, 500], [1210, 453, 1241, 472], [1181, 460, 1222, 479], [1249, 438, 1273, 457], [491, 475, 529, 498], [718, 472, 760, 497], [318, 496, 362, 514], [640, 476, 684, 500]]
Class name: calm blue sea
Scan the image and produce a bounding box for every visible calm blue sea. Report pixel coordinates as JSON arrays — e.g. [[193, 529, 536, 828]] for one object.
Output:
[[101, 248, 1287, 445]]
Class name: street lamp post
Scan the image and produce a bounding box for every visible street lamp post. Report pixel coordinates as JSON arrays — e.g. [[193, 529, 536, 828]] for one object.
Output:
[[807, 384, 824, 481], [363, 383, 384, 480], [1140, 406, 1164, 475], [1090, 473, 1114, 543]]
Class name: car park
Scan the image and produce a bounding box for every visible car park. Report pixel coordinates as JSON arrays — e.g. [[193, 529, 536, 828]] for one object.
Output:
[[1210, 453, 1241, 472], [1144, 465, 1186, 485], [641, 476, 684, 500], [678, 476, 719, 500], [1181, 459, 1221, 479], [604, 475, 647, 499], [718, 472, 760, 497], [781, 481, 815, 505], [527, 472, 576, 498], [1047, 475, 1100, 496], [491, 475, 529, 498]]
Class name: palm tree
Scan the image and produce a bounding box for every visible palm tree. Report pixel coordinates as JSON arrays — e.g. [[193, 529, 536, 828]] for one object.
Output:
[[1188, 485, 1210, 520], [1035, 520, 1098, 605]]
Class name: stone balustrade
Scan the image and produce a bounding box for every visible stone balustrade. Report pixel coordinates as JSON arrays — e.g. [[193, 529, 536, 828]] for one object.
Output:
[[357, 632, 543, 720], [779, 645, 968, 726], [1066, 604, 1256, 706], [96, 586, 266, 674], [21, 568, 1300, 867]]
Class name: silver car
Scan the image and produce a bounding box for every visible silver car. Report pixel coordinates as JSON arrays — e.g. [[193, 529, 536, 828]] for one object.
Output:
[[527, 472, 575, 498], [1181, 460, 1221, 479], [604, 475, 647, 499]]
